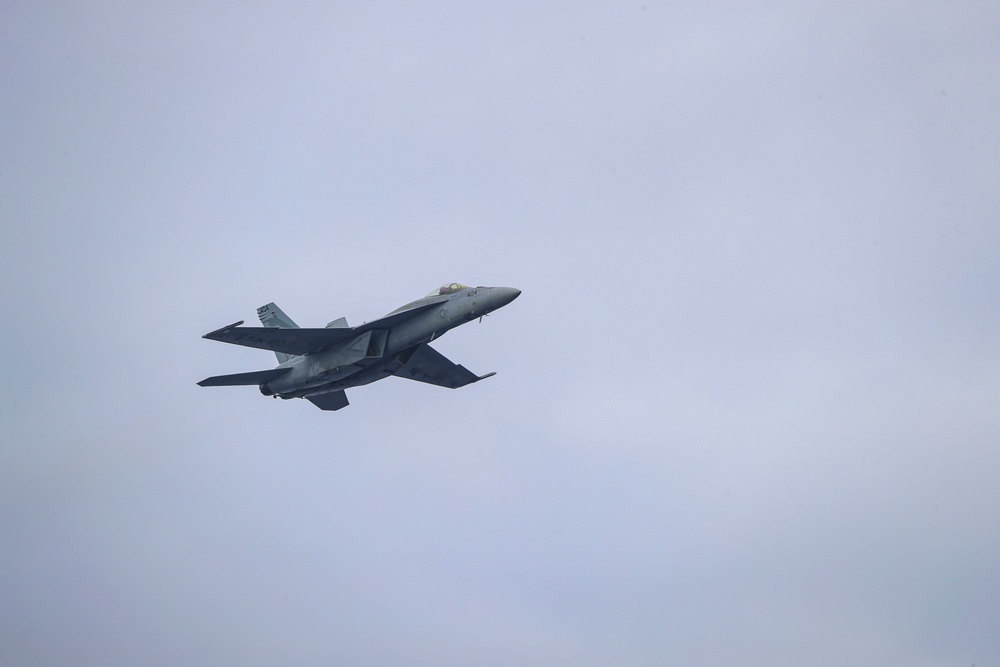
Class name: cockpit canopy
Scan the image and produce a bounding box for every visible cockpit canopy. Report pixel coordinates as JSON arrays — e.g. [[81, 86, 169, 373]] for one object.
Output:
[[427, 282, 470, 296]]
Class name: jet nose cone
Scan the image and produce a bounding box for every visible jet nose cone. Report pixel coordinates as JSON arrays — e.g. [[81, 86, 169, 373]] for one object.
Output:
[[490, 287, 521, 310]]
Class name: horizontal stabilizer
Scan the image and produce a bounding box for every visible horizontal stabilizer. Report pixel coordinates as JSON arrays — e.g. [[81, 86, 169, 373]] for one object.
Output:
[[306, 390, 350, 411], [197, 367, 292, 387]]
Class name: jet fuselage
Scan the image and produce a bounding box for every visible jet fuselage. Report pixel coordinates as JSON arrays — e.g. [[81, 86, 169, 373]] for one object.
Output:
[[198, 284, 520, 411]]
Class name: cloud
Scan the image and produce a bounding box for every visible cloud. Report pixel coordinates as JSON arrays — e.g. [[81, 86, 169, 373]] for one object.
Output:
[[3, 3, 999, 666]]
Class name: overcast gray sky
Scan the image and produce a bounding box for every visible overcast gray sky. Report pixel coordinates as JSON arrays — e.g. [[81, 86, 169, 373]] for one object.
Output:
[[3, 2, 999, 665]]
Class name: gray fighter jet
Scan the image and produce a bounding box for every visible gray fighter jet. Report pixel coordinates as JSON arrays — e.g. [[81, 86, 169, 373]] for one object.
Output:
[[198, 283, 520, 410]]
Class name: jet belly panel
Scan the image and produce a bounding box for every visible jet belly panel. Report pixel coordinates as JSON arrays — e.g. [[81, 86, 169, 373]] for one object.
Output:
[[385, 292, 484, 354], [266, 331, 374, 396], [310, 330, 371, 378], [385, 306, 447, 355]]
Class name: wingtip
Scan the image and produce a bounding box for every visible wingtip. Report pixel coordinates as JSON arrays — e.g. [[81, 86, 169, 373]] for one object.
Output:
[[203, 320, 245, 339]]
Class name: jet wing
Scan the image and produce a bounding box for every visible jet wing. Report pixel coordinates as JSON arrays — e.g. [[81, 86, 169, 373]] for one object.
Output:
[[391, 343, 495, 389], [202, 321, 355, 355], [202, 302, 443, 355]]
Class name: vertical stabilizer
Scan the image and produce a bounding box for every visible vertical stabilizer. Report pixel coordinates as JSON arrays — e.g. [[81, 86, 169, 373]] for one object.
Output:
[[257, 302, 299, 364]]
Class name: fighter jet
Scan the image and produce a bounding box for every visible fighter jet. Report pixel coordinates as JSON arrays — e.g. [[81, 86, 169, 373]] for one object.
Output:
[[198, 283, 520, 411]]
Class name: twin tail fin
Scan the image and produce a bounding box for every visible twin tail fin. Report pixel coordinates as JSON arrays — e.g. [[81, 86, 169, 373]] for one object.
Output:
[[257, 302, 299, 364]]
